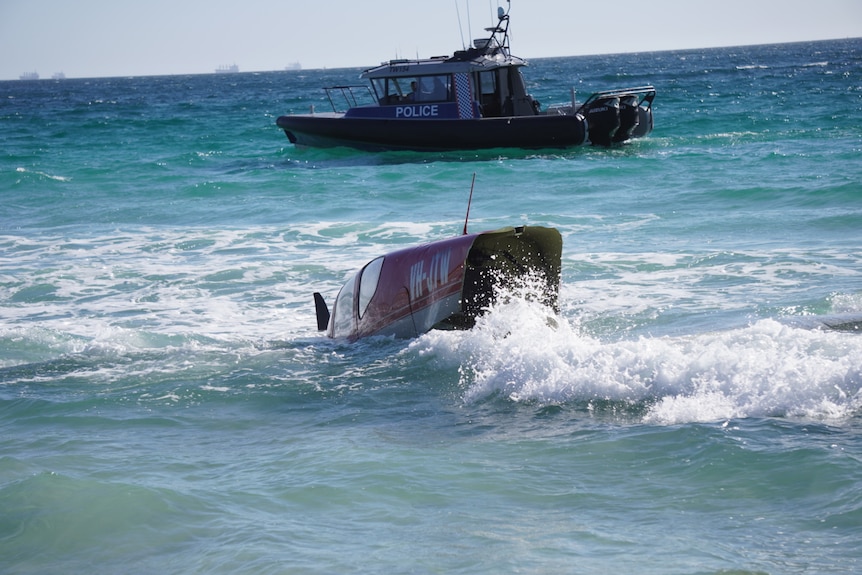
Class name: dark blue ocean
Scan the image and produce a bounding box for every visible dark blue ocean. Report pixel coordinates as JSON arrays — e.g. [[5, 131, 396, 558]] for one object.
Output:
[[2, 38, 861, 574]]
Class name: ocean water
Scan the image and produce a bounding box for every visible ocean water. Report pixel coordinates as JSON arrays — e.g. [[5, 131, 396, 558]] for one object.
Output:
[[2, 38, 862, 574]]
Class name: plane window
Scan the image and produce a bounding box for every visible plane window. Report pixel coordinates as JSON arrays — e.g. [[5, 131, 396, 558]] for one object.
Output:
[[331, 274, 357, 336], [358, 257, 384, 319]]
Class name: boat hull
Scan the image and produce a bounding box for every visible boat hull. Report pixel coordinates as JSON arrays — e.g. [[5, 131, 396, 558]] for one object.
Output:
[[277, 114, 587, 151]]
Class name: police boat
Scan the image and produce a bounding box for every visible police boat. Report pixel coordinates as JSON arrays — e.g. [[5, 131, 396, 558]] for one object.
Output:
[[276, 2, 655, 151]]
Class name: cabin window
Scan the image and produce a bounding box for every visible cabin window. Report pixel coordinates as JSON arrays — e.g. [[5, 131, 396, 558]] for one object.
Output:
[[357, 257, 384, 319], [478, 70, 502, 117], [373, 75, 453, 105], [371, 78, 400, 104], [478, 71, 497, 97], [331, 273, 357, 335], [412, 75, 451, 102]]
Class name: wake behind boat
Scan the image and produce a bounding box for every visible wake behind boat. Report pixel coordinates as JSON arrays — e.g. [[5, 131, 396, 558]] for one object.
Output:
[[276, 2, 655, 151]]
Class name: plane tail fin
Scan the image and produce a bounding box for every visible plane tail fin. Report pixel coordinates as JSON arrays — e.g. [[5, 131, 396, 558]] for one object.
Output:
[[313, 292, 330, 332]]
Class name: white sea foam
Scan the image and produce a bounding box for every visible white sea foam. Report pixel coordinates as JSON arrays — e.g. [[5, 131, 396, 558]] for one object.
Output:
[[560, 247, 862, 326], [411, 281, 862, 425], [0, 222, 474, 361], [15, 166, 71, 182], [4, 224, 861, 418]]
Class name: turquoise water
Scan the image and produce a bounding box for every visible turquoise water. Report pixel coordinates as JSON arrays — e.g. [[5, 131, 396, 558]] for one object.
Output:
[[2, 39, 862, 574]]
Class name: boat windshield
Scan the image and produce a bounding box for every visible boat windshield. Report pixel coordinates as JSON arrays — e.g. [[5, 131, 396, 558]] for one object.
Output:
[[372, 75, 453, 105]]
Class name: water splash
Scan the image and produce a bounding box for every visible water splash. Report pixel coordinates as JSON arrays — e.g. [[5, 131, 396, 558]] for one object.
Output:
[[411, 280, 862, 425]]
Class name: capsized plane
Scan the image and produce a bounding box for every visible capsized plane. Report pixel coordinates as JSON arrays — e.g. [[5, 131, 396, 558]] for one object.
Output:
[[314, 225, 562, 341]]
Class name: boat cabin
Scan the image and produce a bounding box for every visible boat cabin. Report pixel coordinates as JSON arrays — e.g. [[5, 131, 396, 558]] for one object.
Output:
[[350, 35, 541, 120]]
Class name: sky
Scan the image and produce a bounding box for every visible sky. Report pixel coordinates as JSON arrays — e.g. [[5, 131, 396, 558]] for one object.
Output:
[[2, 0, 861, 80]]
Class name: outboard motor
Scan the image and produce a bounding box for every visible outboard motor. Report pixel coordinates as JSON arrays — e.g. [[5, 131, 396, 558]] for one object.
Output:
[[632, 90, 656, 138], [586, 97, 620, 146], [613, 94, 640, 143], [632, 102, 654, 138]]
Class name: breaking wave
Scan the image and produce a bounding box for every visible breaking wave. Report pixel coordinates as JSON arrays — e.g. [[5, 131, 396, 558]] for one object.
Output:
[[410, 281, 862, 425]]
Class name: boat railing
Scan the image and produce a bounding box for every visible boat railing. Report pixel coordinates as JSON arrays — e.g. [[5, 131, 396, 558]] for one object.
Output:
[[322, 85, 375, 113], [575, 85, 656, 115]]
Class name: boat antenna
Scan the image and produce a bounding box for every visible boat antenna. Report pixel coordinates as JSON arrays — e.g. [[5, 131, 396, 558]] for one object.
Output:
[[456, 0, 466, 50], [466, 0, 473, 48], [463, 173, 476, 235]]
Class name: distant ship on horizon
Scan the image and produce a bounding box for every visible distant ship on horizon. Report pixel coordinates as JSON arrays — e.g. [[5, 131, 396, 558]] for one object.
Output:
[[285, 62, 302, 71], [215, 64, 239, 74], [19, 71, 39, 81], [52, 72, 66, 80]]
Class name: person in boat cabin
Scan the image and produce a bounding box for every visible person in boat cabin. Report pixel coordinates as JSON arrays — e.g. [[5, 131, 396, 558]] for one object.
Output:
[[402, 77, 450, 103], [404, 81, 418, 102]]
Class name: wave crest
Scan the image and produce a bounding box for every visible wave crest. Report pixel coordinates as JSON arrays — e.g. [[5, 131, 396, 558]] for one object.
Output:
[[411, 286, 862, 425]]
